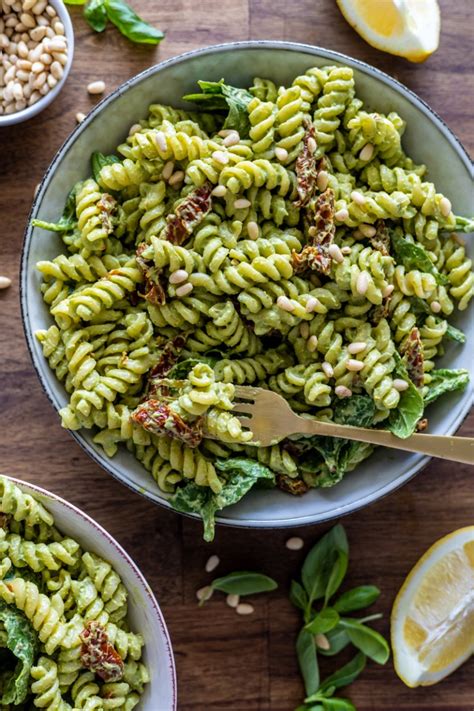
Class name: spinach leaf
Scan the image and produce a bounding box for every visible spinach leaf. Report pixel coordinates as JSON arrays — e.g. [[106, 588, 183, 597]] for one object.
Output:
[[290, 580, 309, 612], [31, 184, 79, 233], [333, 395, 375, 427], [388, 353, 424, 438], [320, 699, 356, 711], [183, 79, 253, 137], [85, 0, 108, 31], [424, 368, 470, 405], [104, 0, 164, 44], [170, 458, 275, 541], [444, 323, 467, 343], [318, 652, 366, 695], [339, 619, 390, 664], [211, 571, 277, 595], [301, 525, 348, 605], [296, 628, 319, 696], [317, 624, 351, 657], [333, 586, 380, 614], [0, 602, 38, 705], [391, 229, 447, 285], [91, 151, 120, 184], [410, 297, 465, 343], [305, 608, 340, 635]]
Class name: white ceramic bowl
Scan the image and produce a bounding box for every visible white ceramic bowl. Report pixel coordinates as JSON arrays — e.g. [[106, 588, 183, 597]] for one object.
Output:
[[1, 475, 177, 709], [21, 42, 474, 531], [0, 0, 74, 127]]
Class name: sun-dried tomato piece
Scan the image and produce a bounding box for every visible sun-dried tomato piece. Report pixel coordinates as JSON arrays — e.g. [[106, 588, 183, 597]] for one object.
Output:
[[292, 188, 335, 275], [136, 242, 167, 305], [402, 327, 424, 388], [98, 193, 117, 234], [163, 182, 213, 245], [148, 335, 188, 387], [276, 474, 309, 496], [371, 291, 392, 325], [132, 400, 203, 448], [294, 121, 318, 208], [80, 621, 124, 683], [369, 219, 390, 256]]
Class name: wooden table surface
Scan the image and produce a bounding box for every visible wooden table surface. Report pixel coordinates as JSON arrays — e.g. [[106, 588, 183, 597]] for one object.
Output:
[[1, 1, 473, 709]]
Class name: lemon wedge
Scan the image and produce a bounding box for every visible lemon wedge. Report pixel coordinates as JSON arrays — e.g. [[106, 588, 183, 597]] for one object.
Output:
[[336, 0, 440, 63], [391, 526, 474, 687]]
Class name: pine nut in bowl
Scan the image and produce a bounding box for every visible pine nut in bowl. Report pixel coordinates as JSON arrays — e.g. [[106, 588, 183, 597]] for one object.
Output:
[[0, 0, 74, 127], [21, 42, 474, 540]]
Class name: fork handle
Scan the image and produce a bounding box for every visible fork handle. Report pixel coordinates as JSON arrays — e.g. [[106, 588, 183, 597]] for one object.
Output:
[[299, 419, 474, 465]]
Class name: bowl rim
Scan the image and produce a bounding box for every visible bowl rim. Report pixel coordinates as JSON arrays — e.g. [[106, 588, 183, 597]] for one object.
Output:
[[1, 474, 178, 709], [20, 40, 474, 531], [0, 0, 75, 127]]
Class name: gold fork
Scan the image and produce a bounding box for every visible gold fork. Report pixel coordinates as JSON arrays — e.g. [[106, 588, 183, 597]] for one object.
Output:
[[231, 386, 474, 465]]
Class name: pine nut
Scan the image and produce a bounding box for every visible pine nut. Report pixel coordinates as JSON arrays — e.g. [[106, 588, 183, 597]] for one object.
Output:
[[50, 59, 62, 79], [31, 60, 44, 73], [359, 223, 376, 238], [212, 150, 229, 165], [87, 80, 105, 95], [75, 111, 85, 123], [226, 594, 240, 608], [161, 161, 174, 180], [393, 379, 409, 392], [169, 269, 189, 285], [359, 143, 374, 161], [307, 136, 317, 154], [234, 198, 251, 210], [128, 123, 141, 136], [236, 603, 254, 615], [175, 282, 193, 298], [317, 170, 329, 191], [211, 184, 227, 197], [0, 276, 12, 289], [322, 362, 334, 378], [307, 335, 318, 352], [247, 221, 259, 240], [223, 131, 240, 147], [341, 246, 352, 255], [154, 130, 167, 152], [382, 284, 394, 298], [286, 536, 304, 551], [168, 170, 185, 186], [346, 358, 364, 372], [275, 146, 288, 162], [356, 270, 369, 295], [277, 295, 295, 312], [440, 197, 452, 217], [335, 385, 352, 398], [20, 13, 35, 28], [299, 322, 309, 339], [29, 25, 46, 41], [205, 555, 220, 573], [351, 190, 366, 206], [335, 208, 349, 222], [328, 243, 344, 263], [305, 296, 321, 313], [315, 633, 330, 650], [348, 342, 367, 354], [430, 300, 441, 313], [196, 585, 213, 602]]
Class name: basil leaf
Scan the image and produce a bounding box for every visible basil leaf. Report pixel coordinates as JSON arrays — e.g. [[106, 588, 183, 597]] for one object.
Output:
[[296, 628, 319, 696], [318, 624, 351, 657], [211, 571, 277, 596], [0, 602, 38, 705], [104, 0, 164, 44], [171, 458, 275, 541], [290, 580, 309, 612], [333, 395, 375, 427], [31, 184, 79, 233], [324, 551, 349, 605], [305, 608, 340, 635], [388, 353, 424, 438], [85, 0, 108, 31], [168, 356, 219, 379], [454, 215, 474, 232], [444, 323, 466, 343], [333, 586, 380, 614], [339, 619, 390, 664], [91, 151, 120, 184], [301, 525, 349, 604], [318, 652, 366, 695], [391, 229, 447, 285], [424, 368, 470, 405], [184, 79, 253, 137], [320, 698, 357, 711]]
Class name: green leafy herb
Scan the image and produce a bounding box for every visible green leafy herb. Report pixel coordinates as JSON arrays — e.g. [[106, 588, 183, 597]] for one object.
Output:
[[168, 355, 220, 380], [211, 571, 277, 596], [391, 230, 447, 285], [0, 602, 38, 705], [423, 368, 470, 405], [388, 353, 424, 438], [84, 0, 108, 31], [170, 458, 275, 541], [305, 608, 340, 635], [318, 625, 351, 657], [183, 79, 253, 137], [311, 652, 366, 698], [31, 184, 79, 233], [410, 297, 466, 343], [444, 323, 467, 343], [91, 151, 120, 184], [333, 586, 380, 614], [301, 524, 348, 608], [297, 628, 319, 696], [338, 619, 390, 664]]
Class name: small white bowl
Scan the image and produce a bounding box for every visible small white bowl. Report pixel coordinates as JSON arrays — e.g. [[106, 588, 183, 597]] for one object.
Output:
[[0, 0, 74, 127], [1, 475, 177, 710]]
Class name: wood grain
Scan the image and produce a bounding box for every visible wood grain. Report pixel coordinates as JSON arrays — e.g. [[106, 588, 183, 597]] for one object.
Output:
[[0, 1, 473, 709]]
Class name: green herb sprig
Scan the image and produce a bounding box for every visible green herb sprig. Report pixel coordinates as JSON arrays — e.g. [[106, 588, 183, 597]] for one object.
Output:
[[291, 525, 390, 710], [64, 0, 165, 45], [199, 570, 278, 606]]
